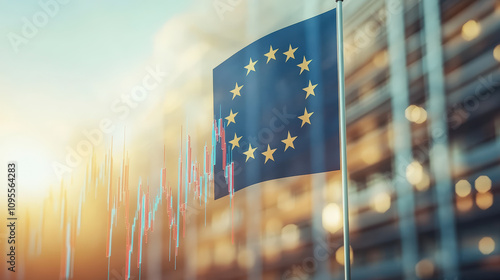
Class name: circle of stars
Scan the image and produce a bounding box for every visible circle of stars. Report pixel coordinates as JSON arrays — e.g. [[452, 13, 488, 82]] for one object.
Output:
[[225, 44, 317, 164]]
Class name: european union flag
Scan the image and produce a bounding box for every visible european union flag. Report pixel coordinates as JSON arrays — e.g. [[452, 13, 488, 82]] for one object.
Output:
[[213, 9, 340, 199]]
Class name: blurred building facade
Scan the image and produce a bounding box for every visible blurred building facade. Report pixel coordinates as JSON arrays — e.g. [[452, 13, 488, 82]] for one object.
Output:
[[178, 0, 500, 279]]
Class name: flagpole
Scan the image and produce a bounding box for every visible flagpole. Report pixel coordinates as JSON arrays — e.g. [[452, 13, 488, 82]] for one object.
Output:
[[336, 1, 351, 279]]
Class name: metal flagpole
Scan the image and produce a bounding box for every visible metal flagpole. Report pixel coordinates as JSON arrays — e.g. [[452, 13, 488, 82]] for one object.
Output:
[[336, 1, 351, 279]]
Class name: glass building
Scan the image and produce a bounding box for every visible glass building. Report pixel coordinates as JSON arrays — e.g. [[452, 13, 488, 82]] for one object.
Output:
[[178, 1, 500, 279]]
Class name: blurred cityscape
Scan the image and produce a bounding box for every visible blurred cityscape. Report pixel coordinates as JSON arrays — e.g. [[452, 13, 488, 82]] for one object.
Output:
[[170, 0, 500, 279], [2, 0, 499, 279]]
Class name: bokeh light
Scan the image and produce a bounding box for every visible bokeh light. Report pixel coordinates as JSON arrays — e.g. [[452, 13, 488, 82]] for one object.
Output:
[[371, 192, 391, 213], [478, 237, 495, 255], [474, 176, 492, 193], [494, 45, 500, 62], [322, 203, 342, 233], [455, 180, 471, 197], [405, 105, 427, 124], [406, 161, 424, 185], [415, 172, 431, 191], [476, 192, 493, 210], [461, 20, 481, 41], [335, 246, 353, 265], [281, 224, 300, 249]]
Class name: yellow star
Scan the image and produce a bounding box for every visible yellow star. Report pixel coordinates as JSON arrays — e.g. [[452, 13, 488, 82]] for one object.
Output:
[[302, 81, 317, 99], [261, 144, 277, 164], [281, 131, 297, 151], [297, 56, 311, 74], [264, 45, 278, 63], [244, 58, 258, 75], [298, 108, 314, 127], [229, 133, 242, 150], [243, 144, 257, 162], [225, 109, 238, 126], [230, 83, 243, 100], [283, 44, 298, 62]]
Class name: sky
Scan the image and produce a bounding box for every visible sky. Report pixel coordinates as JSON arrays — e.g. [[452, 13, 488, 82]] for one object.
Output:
[[0, 0, 191, 197], [0, 0, 189, 118], [0, 0, 340, 199]]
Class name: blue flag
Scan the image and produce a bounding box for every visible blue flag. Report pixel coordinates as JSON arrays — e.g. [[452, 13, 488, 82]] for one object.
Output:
[[213, 9, 340, 199]]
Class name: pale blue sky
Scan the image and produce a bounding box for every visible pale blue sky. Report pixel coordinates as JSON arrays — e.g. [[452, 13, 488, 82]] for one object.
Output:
[[0, 0, 192, 195], [0, 0, 189, 94], [0, 0, 193, 132]]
